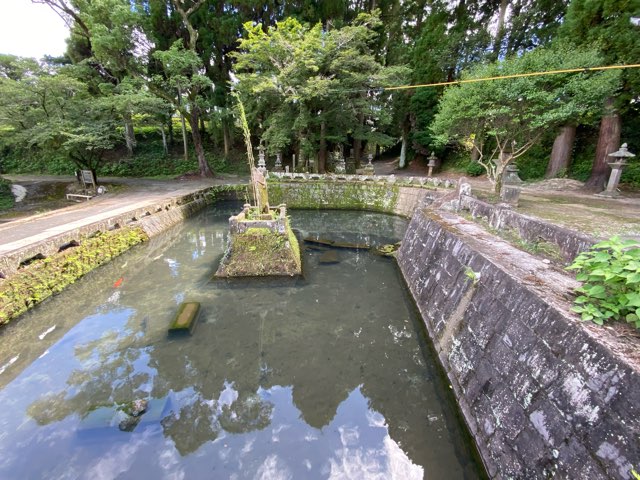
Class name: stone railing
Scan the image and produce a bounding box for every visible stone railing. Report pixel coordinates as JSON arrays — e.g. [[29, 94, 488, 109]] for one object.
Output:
[[229, 203, 288, 235]]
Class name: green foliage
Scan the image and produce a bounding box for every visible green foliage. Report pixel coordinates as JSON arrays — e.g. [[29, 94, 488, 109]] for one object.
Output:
[[0, 56, 122, 173], [567, 236, 640, 328], [1, 148, 75, 175], [232, 14, 409, 163], [441, 151, 484, 177], [561, 0, 640, 109], [515, 142, 550, 181], [432, 43, 620, 193], [0, 177, 14, 211]]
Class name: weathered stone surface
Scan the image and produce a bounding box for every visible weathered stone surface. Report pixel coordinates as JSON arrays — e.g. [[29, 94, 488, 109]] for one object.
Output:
[[397, 208, 640, 480], [215, 214, 302, 278], [460, 195, 595, 262]]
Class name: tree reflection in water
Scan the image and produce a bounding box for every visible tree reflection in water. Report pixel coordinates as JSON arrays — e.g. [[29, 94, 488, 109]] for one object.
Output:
[[0, 208, 481, 479]]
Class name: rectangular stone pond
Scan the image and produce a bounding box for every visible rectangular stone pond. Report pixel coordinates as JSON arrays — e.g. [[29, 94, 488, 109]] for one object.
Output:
[[0, 203, 483, 479]]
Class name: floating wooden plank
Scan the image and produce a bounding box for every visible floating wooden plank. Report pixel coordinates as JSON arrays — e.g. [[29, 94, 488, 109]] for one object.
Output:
[[168, 302, 201, 334]]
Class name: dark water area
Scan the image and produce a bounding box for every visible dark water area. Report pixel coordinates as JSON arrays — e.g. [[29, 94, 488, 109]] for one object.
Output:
[[0, 204, 483, 479]]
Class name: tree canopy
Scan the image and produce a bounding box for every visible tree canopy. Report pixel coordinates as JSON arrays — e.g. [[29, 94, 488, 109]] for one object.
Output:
[[0, 0, 636, 187], [431, 44, 620, 192]]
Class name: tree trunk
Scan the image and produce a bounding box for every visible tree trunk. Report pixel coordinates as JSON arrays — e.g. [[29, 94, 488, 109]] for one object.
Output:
[[160, 126, 168, 156], [319, 121, 327, 173], [180, 113, 189, 161], [375, 144, 380, 158], [585, 98, 621, 191], [399, 121, 410, 168], [223, 121, 231, 157], [123, 112, 136, 157], [494, 150, 511, 195], [168, 117, 174, 146], [399, 134, 407, 169], [491, 0, 509, 61], [199, 115, 206, 137], [189, 109, 214, 177], [546, 125, 576, 178], [471, 136, 481, 162], [353, 139, 361, 168]]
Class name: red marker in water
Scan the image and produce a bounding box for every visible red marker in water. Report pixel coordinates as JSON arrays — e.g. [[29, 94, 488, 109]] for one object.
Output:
[[113, 277, 123, 288]]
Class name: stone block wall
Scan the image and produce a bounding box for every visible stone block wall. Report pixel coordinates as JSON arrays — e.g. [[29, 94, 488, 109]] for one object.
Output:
[[397, 208, 640, 479]]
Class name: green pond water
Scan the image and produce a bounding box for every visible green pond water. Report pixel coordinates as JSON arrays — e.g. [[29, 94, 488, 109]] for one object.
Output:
[[0, 204, 483, 479]]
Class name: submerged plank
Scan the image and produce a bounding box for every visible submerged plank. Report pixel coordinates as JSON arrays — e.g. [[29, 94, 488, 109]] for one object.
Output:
[[168, 302, 201, 334]]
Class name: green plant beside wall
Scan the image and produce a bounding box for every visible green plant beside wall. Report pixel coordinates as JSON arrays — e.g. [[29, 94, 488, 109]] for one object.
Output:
[[567, 236, 640, 329], [0, 178, 14, 211], [0, 227, 148, 325]]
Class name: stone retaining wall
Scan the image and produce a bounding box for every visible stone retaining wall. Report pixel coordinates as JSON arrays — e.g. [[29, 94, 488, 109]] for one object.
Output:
[[460, 196, 596, 262], [0, 186, 241, 278], [397, 208, 639, 479], [0, 185, 234, 324], [267, 178, 443, 217]]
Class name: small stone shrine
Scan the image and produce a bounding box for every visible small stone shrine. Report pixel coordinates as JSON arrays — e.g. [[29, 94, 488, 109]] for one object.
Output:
[[215, 144, 301, 278]]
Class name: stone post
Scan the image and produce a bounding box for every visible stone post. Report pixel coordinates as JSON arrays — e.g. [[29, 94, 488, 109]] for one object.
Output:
[[500, 164, 523, 206], [427, 152, 438, 177], [257, 145, 267, 175], [363, 153, 375, 176], [334, 150, 346, 174], [599, 143, 635, 197]]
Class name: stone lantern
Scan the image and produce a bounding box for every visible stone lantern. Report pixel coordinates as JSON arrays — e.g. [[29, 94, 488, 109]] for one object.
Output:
[[274, 151, 283, 172], [427, 152, 438, 177], [334, 150, 346, 174], [362, 153, 375, 176], [600, 143, 635, 197], [500, 164, 523, 206], [257, 145, 267, 175]]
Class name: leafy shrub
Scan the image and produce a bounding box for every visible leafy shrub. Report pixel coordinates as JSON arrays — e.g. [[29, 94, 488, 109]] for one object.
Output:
[[1, 148, 75, 174], [567, 236, 640, 328], [0, 177, 14, 211], [515, 142, 549, 181], [621, 161, 640, 189], [442, 151, 485, 177]]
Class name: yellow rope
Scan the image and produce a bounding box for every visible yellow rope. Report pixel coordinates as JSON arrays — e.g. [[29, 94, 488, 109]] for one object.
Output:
[[382, 64, 640, 91]]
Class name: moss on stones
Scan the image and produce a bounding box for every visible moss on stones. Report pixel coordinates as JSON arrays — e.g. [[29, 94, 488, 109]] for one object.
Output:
[[215, 219, 301, 278], [0, 227, 148, 325], [267, 180, 401, 213]]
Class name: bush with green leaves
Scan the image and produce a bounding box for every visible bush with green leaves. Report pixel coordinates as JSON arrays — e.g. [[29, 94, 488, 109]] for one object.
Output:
[[0, 177, 14, 211], [567, 236, 640, 328]]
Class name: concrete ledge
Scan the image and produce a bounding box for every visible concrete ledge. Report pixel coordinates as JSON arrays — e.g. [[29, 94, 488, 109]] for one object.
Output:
[[397, 208, 640, 479]]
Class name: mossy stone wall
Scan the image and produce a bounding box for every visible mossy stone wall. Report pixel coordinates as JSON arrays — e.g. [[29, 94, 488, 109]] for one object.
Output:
[[267, 180, 436, 217], [0, 227, 148, 325]]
